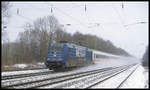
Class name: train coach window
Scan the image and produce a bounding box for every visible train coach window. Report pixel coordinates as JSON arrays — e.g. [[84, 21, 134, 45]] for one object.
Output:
[[94, 54, 96, 59], [95, 54, 109, 59]]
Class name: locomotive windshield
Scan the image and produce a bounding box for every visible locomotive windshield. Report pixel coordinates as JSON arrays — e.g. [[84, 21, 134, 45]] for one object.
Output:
[[48, 43, 64, 53]]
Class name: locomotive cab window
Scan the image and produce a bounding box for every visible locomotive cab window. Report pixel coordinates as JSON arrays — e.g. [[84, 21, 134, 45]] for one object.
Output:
[[48, 43, 64, 53]]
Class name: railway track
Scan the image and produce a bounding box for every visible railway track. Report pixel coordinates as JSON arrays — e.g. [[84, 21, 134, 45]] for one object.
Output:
[[2, 64, 137, 89], [2, 70, 53, 80], [116, 65, 139, 88], [42, 64, 136, 88], [2, 66, 120, 88], [88, 63, 139, 88], [3, 67, 47, 72]]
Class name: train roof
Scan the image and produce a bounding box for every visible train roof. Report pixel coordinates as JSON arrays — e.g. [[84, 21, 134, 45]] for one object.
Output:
[[60, 42, 125, 58], [65, 43, 87, 50], [91, 49, 124, 58]]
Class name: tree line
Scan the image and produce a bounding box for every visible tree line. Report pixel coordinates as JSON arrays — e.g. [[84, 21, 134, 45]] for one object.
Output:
[[142, 46, 149, 67], [2, 15, 131, 66]]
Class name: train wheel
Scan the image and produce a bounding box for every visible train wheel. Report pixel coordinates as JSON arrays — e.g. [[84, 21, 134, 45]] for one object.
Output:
[[49, 68, 52, 70]]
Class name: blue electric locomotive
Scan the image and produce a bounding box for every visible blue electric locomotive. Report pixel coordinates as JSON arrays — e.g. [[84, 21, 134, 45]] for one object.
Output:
[[45, 42, 93, 70]]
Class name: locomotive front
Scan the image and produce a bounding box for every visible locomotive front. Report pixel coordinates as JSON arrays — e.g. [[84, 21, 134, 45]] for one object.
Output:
[[45, 43, 65, 70]]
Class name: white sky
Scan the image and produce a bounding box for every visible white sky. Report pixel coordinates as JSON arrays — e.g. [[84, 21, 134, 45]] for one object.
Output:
[[4, 1, 149, 59]]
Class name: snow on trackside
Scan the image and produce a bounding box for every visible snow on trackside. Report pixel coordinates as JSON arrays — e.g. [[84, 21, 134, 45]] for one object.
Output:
[[120, 65, 148, 88], [2, 62, 48, 76], [144, 68, 149, 88], [37, 62, 44, 65], [91, 64, 138, 88], [90, 64, 149, 88], [2, 69, 50, 76], [2, 57, 136, 83], [2, 57, 146, 88], [14, 64, 28, 69], [3, 62, 46, 72]]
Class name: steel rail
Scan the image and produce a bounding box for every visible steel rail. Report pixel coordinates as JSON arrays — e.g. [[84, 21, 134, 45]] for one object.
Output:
[[2, 64, 136, 89], [2, 70, 53, 80], [37, 64, 133, 88], [2, 66, 119, 88], [116, 64, 139, 88], [86, 64, 136, 88], [3, 67, 47, 72]]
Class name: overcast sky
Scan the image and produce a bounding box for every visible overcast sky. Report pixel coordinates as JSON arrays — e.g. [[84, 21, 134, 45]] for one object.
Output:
[[4, 1, 148, 59]]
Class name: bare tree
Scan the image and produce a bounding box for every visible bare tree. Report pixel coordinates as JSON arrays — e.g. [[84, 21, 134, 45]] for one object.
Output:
[[142, 46, 149, 66], [2, 2, 11, 17], [2, 2, 12, 67], [2, 1, 11, 27], [2, 2, 12, 43], [33, 15, 60, 44], [55, 29, 72, 43], [9, 15, 61, 64], [33, 15, 61, 61]]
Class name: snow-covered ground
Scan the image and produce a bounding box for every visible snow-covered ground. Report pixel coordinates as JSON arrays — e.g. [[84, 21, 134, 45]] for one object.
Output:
[[120, 65, 148, 88], [144, 67, 149, 88], [2, 57, 148, 88], [40, 64, 136, 88], [91, 64, 138, 88], [2, 62, 46, 71], [91, 64, 149, 88], [2, 69, 50, 76]]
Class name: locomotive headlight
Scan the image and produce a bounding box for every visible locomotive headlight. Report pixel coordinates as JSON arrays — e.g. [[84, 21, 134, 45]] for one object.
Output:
[[53, 52, 56, 57]]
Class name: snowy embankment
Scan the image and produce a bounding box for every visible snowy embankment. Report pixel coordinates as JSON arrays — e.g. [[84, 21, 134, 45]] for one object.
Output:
[[91, 64, 148, 88], [144, 67, 149, 88], [2, 69, 50, 76], [91, 64, 138, 88], [120, 65, 148, 88], [2, 62, 46, 72], [2, 62, 48, 76], [2, 57, 148, 88], [92, 57, 149, 88]]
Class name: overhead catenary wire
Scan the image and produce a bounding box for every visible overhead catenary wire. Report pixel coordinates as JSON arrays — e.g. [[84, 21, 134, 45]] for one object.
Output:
[[29, 3, 117, 30], [53, 3, 105, 31], [111, 3, 128, 30], [73, 3, 129, 26], [80, 3, 107, 31], [53, 6, 91, 28], [84, 3, 105, 31], [7, 3, 122, 35], [43, 3, 97, 28], [124, 21, 147, 27], [14, 8, 34, 22], [18, 14, 33, 21], [12, 3, 143, 33], [2, 3, 107, 40], [3, 8, 33, 31], [7, 4, 57, 34]]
